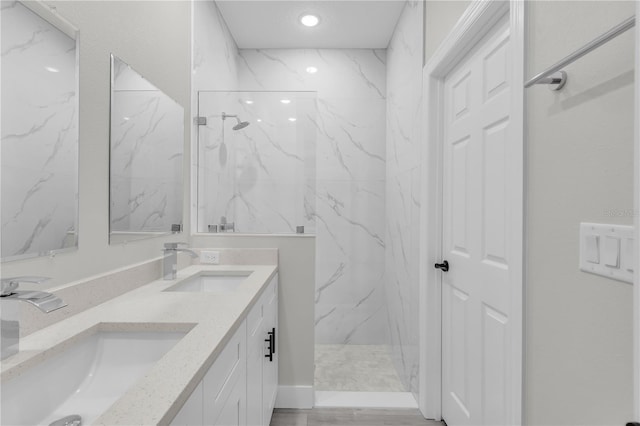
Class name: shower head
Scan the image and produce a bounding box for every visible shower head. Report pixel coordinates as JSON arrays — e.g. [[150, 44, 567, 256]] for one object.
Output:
[[222, 112, 250, 131], [233, 119, 250, 130]]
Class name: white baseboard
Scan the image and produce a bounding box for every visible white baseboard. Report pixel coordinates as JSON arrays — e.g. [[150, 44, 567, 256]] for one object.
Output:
[[275, 386, 314, 409], [314, 391, 418, 408]]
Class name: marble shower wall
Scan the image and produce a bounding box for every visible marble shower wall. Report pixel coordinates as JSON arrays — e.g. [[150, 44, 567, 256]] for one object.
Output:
[[237, 49, 388, 344], [197, 90, 317, 234], [385, 0, 424, 396], [1, 1, 78, 259], [192, 0, 240, 232]]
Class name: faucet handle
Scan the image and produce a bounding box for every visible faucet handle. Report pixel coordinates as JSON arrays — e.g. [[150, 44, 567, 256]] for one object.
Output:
[[0, 276, 51, 296]]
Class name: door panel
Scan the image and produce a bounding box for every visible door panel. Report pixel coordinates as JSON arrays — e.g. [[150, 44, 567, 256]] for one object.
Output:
[[482, 305, 508, 426], [442, 15, 512, 426]]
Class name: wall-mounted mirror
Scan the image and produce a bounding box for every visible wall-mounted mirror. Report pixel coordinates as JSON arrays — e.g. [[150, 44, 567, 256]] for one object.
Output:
[[1, 1, 79, 262], [109, 55, 184, 244]]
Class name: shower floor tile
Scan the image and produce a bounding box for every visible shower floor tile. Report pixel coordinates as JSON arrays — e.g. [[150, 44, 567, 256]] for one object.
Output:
[[314, 344, 405, 392]]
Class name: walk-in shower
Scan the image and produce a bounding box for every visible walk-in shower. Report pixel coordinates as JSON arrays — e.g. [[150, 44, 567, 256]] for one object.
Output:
[[196, 91, 317, 235]]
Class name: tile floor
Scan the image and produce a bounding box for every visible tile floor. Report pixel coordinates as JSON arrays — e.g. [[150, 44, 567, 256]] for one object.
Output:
[[314, 345, 405, 392], [269, 408, 444, 426]]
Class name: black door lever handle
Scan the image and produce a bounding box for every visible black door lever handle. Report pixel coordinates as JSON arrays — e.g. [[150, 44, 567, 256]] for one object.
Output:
[[434, 261, 449, 272]]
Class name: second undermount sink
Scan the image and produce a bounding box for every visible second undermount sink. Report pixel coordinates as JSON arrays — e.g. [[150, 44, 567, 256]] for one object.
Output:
[[164, 272, 251, 293], [1, 327, 187, 426]]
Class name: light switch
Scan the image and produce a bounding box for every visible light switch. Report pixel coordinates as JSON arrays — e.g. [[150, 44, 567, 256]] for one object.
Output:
[[584, 235, 600, 264], [603, 236, 620, 268], [624, 238, 635, 272]]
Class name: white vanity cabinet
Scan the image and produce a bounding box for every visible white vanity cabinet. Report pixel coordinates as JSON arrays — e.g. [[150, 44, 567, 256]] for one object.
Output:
[[171, 275, 278, 426], [247, 275, 278, 426], [261, 276, 278, 424]]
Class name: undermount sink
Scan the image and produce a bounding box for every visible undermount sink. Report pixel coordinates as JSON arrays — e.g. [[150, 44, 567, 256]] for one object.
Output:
[[164, 272, 251, 293], [1, 328, 187, 426]]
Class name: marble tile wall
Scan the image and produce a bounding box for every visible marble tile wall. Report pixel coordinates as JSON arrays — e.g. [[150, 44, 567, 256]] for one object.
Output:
[[197, 90, 316, 234], [1, 1, 78, 259], [192, 0, 240, 232], [385, 0, 424, 396], [236, 49, 388, 344], [195, 2, 425, 373]]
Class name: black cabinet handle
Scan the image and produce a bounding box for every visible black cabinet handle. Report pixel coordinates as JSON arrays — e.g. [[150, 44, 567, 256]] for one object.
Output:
[[434, 260, 449, 272], [265, 328, 276, 362], [269, 328, 276, 354], [265, 336, 273, 361]]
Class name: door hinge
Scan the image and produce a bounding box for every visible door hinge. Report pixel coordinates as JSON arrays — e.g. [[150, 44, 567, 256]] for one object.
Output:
[[195, 116, 207, 126]]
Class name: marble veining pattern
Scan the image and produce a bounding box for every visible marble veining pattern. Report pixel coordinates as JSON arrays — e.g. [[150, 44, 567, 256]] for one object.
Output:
[[1, 1, 78, 259], [197, 90, 316, 234], [192, 0, 240, 232], [194, 1, 424, 388], [194, 25, 388, 343], [110, 59, 184, 233], [385, 0, 424, 396], [233, 48, 388, 344]]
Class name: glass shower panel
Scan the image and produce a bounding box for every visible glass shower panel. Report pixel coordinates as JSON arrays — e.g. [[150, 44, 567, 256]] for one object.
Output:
[[197, 91, 316, 234]]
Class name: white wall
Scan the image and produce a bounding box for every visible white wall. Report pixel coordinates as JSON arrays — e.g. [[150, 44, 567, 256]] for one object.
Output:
[[423, 0, 471, 65], [526, 2, 634, 424], [424, 0, 635, 423], [1, 1, 192, 289], [190, 234, 316, 390]]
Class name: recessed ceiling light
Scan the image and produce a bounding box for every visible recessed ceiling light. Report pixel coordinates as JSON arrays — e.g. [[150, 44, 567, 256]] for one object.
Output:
[[245, 100, 254, 104], [300, 14, 319, 27], [257, 118, 262, 122], [288, 117, 297, 122], [280, 99, 291, 104], [306, 66, 318, 74], [44, 66, 59, 73], [123, 116, 130, 121]]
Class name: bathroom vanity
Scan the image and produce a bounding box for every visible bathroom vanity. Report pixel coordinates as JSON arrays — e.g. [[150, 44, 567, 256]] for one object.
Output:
[[0, 264, 279, 426], [171, 273, 278, 425]]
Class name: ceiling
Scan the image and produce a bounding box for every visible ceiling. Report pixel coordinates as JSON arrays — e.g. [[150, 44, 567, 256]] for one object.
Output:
[[215, 1, 407, 49]]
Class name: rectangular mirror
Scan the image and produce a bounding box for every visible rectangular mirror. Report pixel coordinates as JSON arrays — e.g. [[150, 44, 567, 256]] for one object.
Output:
[[109, 55, 184, 244], [1, 1, 79, 261]]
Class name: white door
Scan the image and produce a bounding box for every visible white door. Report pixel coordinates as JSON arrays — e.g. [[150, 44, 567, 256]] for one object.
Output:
[[441, 14, 515, 426]]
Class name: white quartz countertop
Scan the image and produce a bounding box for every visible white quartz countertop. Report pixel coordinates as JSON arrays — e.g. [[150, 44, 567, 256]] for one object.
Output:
[[0, 264, 278, 425]]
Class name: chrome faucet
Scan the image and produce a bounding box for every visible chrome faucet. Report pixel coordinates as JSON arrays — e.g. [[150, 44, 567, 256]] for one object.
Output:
[[0, 276, 67, 360], [162, 243, 198, 280]]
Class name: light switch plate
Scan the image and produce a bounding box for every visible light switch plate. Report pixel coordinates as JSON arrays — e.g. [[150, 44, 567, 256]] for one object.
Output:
[[579, 223, 634, 283]]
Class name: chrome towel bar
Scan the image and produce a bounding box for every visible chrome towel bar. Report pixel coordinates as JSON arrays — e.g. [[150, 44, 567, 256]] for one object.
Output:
[[525, 15, 635, 90]]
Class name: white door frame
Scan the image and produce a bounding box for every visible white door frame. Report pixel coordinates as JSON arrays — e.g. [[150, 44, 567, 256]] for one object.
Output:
[[634, 1, 640, 421], [418, 0, 525, 422]]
